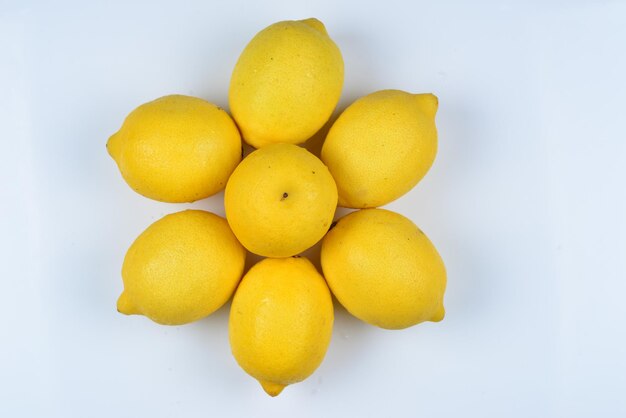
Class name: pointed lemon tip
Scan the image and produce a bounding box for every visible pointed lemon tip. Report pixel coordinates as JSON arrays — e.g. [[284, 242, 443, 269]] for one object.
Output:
[[430, 305, 445, 322], [259, 381, 286, 397], [116, 291, 139, 316], [106, 131, 122, 160], [299, 18, 328, 36], [413, 93, 438, 118]]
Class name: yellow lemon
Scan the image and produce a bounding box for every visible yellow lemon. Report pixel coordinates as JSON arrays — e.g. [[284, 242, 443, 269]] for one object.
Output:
[[117, 210, 246, 325], [107, 95, 241, 203], [321, 90, 438, 208], [225, 143, 337, 257], [321, 209, 446, 329], [229, 18, 344, 148], [229, 257, 333, 396]]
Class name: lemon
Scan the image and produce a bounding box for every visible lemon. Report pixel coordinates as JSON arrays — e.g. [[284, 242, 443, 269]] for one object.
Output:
[[321, 89, 438, 208], [117, 210, 246, 325], [321, 209, 446, 329], [107, 95, 241, 203], [229, 18, 344, 148], [225, 143, 337, 257], [229, 257, 333, 396]]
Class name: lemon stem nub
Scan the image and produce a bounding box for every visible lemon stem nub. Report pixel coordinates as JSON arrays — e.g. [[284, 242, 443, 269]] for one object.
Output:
[[259, 381, 286, 397], [107, 132, 122, 159], [299, 18, 328, 36], [413, 93, 438, 118], [117, 291, 139, 315], [430, 305, 445, 322]]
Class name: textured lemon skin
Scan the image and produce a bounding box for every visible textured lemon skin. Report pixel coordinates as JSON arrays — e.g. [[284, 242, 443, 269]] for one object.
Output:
[[107, 95, 242, 203], [117, 210, 246, 325], [229, 18, 344, 148], [229, 257, 334, 396], [321, 209, 446, 330], [321, 90, 438, 208], [225, 144, 337, 257]]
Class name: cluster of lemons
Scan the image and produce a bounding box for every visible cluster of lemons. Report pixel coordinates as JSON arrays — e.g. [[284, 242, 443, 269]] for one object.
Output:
[[108, 18, 446, 397]]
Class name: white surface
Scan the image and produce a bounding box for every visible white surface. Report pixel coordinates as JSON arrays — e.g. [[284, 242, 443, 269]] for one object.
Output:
[[1, 1, 625, 417]]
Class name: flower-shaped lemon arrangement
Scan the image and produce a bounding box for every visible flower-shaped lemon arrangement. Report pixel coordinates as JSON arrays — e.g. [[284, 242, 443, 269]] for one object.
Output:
[[108, 18, 446, 397]]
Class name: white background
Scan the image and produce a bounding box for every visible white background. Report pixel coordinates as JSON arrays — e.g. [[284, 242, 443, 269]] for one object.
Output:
[[1, 0, 625, 417]]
